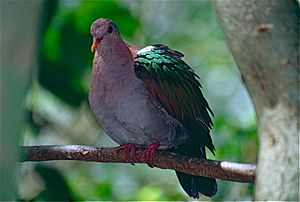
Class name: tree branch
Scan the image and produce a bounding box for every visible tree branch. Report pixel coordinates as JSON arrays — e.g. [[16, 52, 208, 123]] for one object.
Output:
[[20, 145, 256, 184]]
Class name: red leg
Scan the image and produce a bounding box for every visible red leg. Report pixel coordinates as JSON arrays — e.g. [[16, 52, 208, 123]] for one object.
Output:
[[114, 143, 138, 162], [140, 141, 160, 167]]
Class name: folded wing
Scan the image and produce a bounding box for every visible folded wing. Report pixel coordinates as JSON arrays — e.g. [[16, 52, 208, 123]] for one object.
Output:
[[134, 44, 215, 154]]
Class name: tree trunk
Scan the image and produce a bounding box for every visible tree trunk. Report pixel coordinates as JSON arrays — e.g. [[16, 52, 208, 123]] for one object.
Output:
[[0, 1, 42, 199], [213, 0, 299, 200]]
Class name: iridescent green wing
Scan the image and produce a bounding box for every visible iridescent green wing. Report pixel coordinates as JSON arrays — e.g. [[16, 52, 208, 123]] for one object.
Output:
[[134, 45, 215, 153]]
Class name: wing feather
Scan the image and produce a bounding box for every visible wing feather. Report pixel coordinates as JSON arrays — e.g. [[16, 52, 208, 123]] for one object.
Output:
[[134, 45, 215, 153]]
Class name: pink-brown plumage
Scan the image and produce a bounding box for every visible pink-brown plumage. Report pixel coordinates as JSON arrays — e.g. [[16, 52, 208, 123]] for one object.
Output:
[[89, 18, 217, 198]]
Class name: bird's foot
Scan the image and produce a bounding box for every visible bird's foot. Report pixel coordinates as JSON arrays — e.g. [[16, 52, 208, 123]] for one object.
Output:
[[140, 141, 160, 167], [114, 143, 138, 164]]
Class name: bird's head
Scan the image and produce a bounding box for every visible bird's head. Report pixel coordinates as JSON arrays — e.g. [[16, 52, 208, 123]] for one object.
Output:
[[90, 18, 119, 52]]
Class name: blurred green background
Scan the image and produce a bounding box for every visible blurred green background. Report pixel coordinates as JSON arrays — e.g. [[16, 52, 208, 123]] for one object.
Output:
[[3, 0, 258, 201]]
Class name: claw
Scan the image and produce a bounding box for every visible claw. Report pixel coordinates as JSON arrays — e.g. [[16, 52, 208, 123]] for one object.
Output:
[[140, 141, 160, 167], [114, 143, 138, 164]]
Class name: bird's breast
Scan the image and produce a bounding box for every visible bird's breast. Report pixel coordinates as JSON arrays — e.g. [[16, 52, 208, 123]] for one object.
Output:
[[89, 56, 189, 146]]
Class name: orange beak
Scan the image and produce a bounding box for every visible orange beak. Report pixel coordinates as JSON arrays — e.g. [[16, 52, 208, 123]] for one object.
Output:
[[91, 38, 100, 52]]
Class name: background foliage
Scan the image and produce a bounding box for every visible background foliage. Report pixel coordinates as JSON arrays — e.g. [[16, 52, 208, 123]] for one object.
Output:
[[19, 0, 257, 200]]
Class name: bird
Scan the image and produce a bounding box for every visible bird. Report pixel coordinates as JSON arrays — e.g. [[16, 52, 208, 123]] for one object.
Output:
[[89, 18, 217, 198]]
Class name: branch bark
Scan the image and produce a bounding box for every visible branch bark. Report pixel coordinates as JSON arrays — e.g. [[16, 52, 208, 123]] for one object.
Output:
[[213, 0, 299, 200], [20, 145, 256, 184]]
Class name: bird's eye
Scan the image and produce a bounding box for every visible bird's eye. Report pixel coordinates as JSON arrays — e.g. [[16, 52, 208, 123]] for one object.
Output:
[[107, 25, 113, 33]]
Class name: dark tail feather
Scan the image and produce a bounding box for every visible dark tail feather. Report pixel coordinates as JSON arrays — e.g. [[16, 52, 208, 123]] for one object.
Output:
[[173, 139, 217, 198], [176, 171, 217, 198]]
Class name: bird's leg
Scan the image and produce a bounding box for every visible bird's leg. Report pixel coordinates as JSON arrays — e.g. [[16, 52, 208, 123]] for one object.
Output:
[[114, 143, 138, 163], [140, 141, 160, 167]]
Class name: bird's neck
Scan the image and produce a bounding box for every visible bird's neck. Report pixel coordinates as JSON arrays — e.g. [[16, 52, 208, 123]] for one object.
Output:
[[90, 37, 135, 95], [93, 36, 132, 68]]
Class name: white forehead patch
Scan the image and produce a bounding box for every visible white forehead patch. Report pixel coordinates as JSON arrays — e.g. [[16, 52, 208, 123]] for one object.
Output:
[[137, 46, 155, 55]]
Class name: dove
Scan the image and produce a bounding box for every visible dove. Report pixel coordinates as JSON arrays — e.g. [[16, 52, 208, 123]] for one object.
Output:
[[89, 18, 217, 198]]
